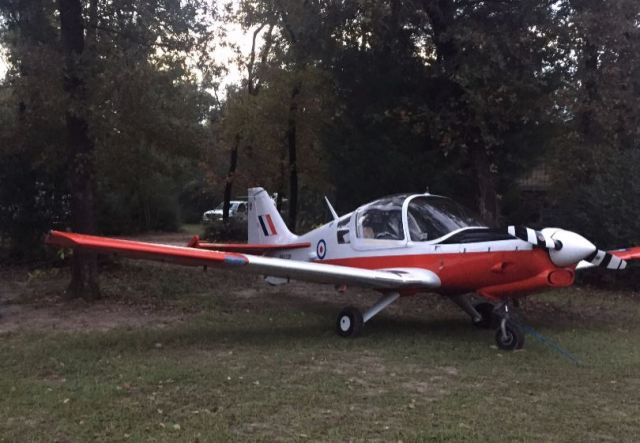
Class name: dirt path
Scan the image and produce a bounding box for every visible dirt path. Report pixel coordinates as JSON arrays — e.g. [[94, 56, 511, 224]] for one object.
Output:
[[0, 229, 205, 334]]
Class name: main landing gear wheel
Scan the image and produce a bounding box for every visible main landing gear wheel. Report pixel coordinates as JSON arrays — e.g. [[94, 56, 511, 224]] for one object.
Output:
[[473, 302, 497, 329], [336, 306, 363, 338], [495, 320, 525, 351]]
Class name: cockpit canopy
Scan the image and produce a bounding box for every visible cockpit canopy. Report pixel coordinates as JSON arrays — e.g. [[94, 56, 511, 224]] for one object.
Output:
[[355, 194, 485, 242], [356, 195, 406, 240]]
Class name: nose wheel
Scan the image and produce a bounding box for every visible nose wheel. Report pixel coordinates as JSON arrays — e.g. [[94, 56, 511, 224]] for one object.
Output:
[[493, 302, 525, 350], [495, 319, 525, 350]]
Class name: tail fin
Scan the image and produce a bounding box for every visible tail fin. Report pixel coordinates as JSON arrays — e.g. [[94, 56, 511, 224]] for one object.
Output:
[[248, 187, 297, 244]]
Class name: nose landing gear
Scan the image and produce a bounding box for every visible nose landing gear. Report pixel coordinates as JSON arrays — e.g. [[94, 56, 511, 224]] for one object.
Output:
[[494, 301, 525, 350], [452, 295, 526, 350]]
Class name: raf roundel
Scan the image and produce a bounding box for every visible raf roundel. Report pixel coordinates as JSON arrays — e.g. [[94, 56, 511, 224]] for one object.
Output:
[[316, 239, 327, 259]]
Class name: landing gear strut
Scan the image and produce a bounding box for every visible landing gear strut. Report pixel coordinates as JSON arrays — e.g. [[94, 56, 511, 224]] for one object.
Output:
[[473, 302, 498, 329], [450, 295, 498, 329], [451, 295, 525, 350], [336, 292, 400, 338], [493, 301, 525, 351]]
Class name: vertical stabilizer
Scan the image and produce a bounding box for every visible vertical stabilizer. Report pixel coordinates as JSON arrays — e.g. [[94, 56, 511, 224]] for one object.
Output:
[[248, 187, 297, 244]]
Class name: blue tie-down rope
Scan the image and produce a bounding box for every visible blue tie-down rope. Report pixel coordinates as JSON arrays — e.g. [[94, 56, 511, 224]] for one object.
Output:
[[515, 319, 583, 366]]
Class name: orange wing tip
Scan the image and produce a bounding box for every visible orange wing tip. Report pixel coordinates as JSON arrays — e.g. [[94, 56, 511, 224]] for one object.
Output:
[[46, 230, 72, 247]]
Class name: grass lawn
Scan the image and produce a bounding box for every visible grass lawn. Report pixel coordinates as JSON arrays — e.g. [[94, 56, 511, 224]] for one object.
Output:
[[1, 260, 640, 442]]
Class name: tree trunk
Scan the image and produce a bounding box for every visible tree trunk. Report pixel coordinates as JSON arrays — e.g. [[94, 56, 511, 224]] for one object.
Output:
[[286, 83, 301, 231], [471, 145, 499, 226], [59, 0, 100, 300], [276, 148, 286, 212], [223, 134, 240, 222], [578, 40, 599, 139]]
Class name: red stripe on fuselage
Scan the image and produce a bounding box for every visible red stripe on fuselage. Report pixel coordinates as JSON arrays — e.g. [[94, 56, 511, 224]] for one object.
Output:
[[322, 248, 568, 296], [265, 214, 278, 235]]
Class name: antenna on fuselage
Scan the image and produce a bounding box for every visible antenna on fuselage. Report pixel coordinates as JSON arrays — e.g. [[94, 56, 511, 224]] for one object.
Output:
[[324, 196, 339, 221]]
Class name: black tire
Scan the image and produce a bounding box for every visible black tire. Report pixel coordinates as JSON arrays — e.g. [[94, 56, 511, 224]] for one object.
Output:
[[336, 306, 364, 338], [495, 320, 525, 351], [473, 302, 497, 329]]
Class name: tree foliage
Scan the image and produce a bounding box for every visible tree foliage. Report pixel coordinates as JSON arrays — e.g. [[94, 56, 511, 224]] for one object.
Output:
[[0, 0, 216, 260], [1, 0, 639, 266]]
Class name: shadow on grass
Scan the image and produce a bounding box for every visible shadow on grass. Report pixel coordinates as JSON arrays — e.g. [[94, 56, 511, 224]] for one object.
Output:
[[55, 311, 498, 357], [19, 289, 628, 359]]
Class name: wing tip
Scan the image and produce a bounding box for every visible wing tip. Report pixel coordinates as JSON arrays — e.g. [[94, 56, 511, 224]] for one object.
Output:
[[45, 230, 72, 247]]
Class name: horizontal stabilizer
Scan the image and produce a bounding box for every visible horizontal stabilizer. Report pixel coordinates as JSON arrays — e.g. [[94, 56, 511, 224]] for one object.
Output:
[[187, 235, 310, 255]]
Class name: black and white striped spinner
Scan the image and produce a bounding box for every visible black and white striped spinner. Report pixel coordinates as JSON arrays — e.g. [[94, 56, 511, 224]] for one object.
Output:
[[585, 249, 627, 270]]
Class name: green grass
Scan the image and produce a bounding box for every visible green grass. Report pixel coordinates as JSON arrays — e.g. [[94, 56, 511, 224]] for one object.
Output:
[[1, 263, 640, 442]]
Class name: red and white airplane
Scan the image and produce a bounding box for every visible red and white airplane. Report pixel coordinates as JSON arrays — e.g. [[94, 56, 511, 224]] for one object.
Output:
[[47, 187, 640, 350]]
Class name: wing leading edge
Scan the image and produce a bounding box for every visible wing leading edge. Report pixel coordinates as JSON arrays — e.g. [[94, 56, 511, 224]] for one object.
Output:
[[46, 231, 440, 291]]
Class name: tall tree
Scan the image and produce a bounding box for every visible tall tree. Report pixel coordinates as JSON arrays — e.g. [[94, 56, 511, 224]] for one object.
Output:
[[275, 3, 302, 230], [220, 16, 275, 223], [419, 0, 563, 224], [0, 0, 67, 260], [546, 0, 640, 247], [58, 0, 99, 299]]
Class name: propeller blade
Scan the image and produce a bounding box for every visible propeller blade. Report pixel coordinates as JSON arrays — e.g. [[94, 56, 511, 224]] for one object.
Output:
[[585, 250, 628, 270], [507, 225, 558, 250]]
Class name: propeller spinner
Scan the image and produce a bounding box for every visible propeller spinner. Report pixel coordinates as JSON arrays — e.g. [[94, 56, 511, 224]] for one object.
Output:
[[508, 226, 628, 269]]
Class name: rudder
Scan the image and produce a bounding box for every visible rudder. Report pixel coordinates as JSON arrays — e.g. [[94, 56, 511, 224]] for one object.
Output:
[[248, 187, 297, 244]]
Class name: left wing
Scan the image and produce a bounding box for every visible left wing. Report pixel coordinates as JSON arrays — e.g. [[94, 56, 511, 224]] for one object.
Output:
[[576, 247, 640, 270], [46, 231, 440, 290]]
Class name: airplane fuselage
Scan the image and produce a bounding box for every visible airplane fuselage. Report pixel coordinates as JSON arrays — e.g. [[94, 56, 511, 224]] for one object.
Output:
[[270, 215, 574, 300]]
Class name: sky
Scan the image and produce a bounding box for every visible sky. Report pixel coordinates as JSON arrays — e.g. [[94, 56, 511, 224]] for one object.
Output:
[[210, 21, 265, 92], [0, 31, 253, 88], [0, 45, 7, 80], [0, 3, 259, 90]]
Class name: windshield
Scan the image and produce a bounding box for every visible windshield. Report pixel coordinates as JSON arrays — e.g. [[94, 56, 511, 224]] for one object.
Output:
[[407, 196, 485, 241], [214, 202, 244, 211]]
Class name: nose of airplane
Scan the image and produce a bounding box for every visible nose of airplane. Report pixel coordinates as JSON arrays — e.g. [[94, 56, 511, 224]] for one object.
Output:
[[541, 228, 597, 267]]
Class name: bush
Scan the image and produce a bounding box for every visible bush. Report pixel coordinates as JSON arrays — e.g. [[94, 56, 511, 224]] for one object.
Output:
[[0, 153, 69, 262], [97, 171, 180, 235], [203, 219, 247, 242]]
